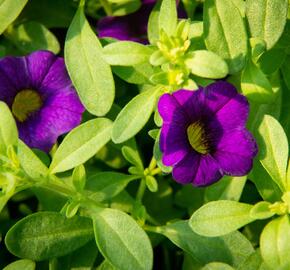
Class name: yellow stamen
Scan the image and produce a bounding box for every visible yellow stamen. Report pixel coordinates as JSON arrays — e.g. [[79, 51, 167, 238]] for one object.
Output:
[[187, 121, 210, 154], [12, 89, 42, 122]]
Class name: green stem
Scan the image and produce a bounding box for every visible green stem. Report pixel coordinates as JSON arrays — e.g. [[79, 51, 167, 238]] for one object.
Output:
[[143, 224, 163, 234], [136, 178, 147, 202], [148, 157, 157, 171], [99, 0, 112, 15], [151, 167, 162, 176], [39, 179, 104, 209]]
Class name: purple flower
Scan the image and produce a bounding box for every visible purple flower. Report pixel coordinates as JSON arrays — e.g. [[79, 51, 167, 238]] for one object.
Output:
[[97, 0, 186, 44], [158, 81, 257, 187], [0, 50, 84, 152]]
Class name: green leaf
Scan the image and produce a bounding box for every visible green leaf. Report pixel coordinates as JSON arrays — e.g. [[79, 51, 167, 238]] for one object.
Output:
[[249, 201, 274, 220], [72, 164, 86, 191], [201, 262, 234, 270], [112, 87, 160, 143], [92, 208, 153, 270], [159, 0, 177, 36], [97, 260, 117, 270], [237, 250, 265, 270], [5, 21, 60, 54], [148, 1, 161, 44], [56, 241, 98, 270], [145, 175, 158, 192], [260, 216, 290, 269], [103, 42, 153, 66], [189, 200, 254, 237], [250, 159, 282, 203], [121, 146, 143, 170], [112, 63, 154, 84], [110, 0, 141, 16], [18, 140, 48, 180], [160, 221, 254, 267], [49, 118, 112, 174], [0, 101, 18, 147], [153, 130, 172, 173], [246, 0, 288, 49], [241, 60, 274, 103], [0, 0, 28, 34], [256, 114, 288, 191], [5, 212, 93, 261], [65, 6, 115, 116], [257, 48, 286, 75], [185, 50, 228, 78], [17, 0, 75, 28], [203, 0, 248, 73], [85, 172, 139, 202], [3, 259, 35, 270], [205, 176, 246, 202]]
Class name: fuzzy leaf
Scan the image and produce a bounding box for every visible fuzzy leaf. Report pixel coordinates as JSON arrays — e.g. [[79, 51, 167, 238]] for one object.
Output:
[[246, 0, 288, 49], [203, 0, 248, 73], [189, 201, 254, 237], [65, 6, 115, 116], [49, 118, 112, 174]]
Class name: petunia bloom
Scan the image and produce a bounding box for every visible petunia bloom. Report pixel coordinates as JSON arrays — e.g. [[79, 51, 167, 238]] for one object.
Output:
[[158, 81, 257, 187], [0, 50, 84, 152], [97, 0, 186, 44]]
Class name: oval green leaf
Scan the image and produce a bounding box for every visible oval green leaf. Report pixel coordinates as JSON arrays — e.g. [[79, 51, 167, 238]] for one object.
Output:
[[161, 221, 254, 267], [256, 115, 288, 191], [5, 212, 94, 261], [49, 118, 112, 174], [0, 0, 28, 35], [103, 41, 153, 66], [0, 101, 18, 148], [241, 60, 274, 103], [249, 201, 274, 220], [203, 0, 248, 74], [18, 140, 48, 180], [5, 21, 60, 54], [185, 50, 228, 78], [246, 0, 288, 49], [85, 172, 139, 202], [112, 87, 160, 143], [65, 6, 115, 116], [159, 0, 177, 36], [260, 215, 290, 269], [3, 260, 35, 270], [189, 200, 254, 237], [92, 208, 153, 270]]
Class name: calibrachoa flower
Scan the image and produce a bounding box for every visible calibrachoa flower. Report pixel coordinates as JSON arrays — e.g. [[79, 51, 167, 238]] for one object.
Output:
[[0, 50, 84, 152], [158, 81, 257, 186], [97, 0, 186, 44]]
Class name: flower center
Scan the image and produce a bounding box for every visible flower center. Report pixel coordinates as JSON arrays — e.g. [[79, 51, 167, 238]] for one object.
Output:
[[186, 121, 210, 154], [12, 89, 42, 122]]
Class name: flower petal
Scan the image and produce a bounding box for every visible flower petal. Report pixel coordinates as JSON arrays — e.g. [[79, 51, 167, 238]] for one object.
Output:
[[0, 68, 17, 105], [208, 93, 249, 131], [204, 81, 238, 114], [18, 87, 84, 152], [40, 58, 73, 93], [160, 123, 189, 166], [26, 50, 56, 89], [0, 56, 30, 90], [158, 93, 188, 124], [213, 129, 258, 175], [172, 152, 200, 184], [192, 155, 223, 186], [172, 89, 208, 122]]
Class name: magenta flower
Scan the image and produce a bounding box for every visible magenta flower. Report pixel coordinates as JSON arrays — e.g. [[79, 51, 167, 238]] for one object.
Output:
[[97, 0, 186, 44], [158, 81, 257, 186], [0, 50, 84, 152]]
